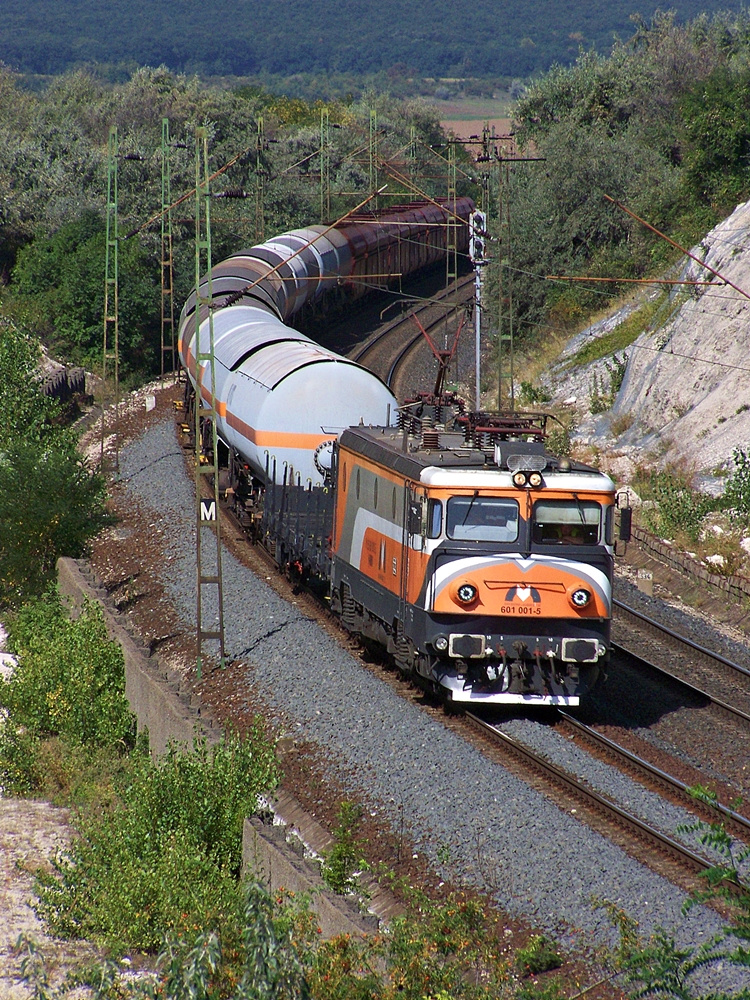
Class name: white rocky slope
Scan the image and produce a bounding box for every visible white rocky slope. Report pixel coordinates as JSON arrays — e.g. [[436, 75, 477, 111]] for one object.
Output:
[[545, 199, 750, 483]]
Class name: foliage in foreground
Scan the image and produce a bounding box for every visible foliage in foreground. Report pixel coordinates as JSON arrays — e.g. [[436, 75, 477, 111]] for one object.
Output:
[[33, 729, 279, 953], [0, 592, 136, 794], [634, 447, 750, 550], [601, 794, 750, 1000], [21, 881, 522, 1000]]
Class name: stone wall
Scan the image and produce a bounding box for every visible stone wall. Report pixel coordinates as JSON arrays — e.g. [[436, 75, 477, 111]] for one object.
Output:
[[632, 524, 750, 602]]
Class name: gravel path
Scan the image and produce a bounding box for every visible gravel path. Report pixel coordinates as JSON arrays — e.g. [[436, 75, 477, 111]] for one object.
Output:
[[113, 410, 748, 993]]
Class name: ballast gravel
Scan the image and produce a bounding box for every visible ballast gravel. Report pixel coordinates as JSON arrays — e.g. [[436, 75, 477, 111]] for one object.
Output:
[[116, 414, 743, 990]]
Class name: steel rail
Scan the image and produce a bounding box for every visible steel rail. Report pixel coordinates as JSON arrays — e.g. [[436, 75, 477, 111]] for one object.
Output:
[[465, 711, 748, 895], [614, 598, 750, 683], [351, 273, 474, 367], [557, 709, 750, 841]]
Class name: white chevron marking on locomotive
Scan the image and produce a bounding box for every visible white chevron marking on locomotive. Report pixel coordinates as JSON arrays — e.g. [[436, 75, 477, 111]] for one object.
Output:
[[349, 508, 403, 568], [428, 553, 611, 610]]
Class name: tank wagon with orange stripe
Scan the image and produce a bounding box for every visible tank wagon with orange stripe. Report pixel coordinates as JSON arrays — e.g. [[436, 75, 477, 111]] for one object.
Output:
[[325, 405, 622, 707], [178, 198, 473, 489]]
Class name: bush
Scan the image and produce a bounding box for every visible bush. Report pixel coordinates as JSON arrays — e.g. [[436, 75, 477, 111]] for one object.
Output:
[[721, 447, 750, 524], [320, 801, 369, 895], [0, 323, 111, 607], [515, 934, 563, 976], [0, 592, 134, 750], [33, 728, 279, 953], [641, 466, 716, 543]]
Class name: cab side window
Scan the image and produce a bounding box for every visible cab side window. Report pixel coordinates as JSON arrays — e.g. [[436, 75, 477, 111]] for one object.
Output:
[[426, 499, 443, 538]]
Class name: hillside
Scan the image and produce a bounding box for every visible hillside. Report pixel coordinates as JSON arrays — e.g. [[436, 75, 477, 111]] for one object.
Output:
[[544, 200, 750, 486], [0, 0, 745, 82]]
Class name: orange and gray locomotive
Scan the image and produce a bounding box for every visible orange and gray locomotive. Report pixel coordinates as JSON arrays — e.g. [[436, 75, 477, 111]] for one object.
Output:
[[323, 404, 618, 706]]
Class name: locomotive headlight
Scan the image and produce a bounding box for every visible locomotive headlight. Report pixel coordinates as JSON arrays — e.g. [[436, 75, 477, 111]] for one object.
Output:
[[570, 588, 592, 608], [528, 471, 543, 488], [433, 634, 449, 652], [512, 471, 528, 488], [456, 583, 478, 604]]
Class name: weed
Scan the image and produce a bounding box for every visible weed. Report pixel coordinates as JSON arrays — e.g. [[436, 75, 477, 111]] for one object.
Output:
[[588, 353, 628, 413], [515, 934, 563, 975], [720, 447, 750, 524], [320, 801, 370, 896], [610, 412, 634, 436], [519, 380, 552, 405]]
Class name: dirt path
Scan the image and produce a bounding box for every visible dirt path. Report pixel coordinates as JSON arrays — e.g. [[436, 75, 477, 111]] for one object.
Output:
[[0, 798, 90, 997]]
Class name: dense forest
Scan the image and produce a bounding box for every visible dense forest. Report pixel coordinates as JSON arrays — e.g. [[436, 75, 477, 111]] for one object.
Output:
[[0, 0, 746, 85]]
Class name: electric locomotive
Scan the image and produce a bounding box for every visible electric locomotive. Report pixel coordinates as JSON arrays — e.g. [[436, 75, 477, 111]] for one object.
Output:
[[261, 396, 624, 708], [325, 401, 617, 706]]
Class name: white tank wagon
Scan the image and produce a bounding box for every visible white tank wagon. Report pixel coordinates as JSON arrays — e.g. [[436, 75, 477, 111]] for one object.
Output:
[[178, 198, 474, 487], [182, 303, 397, 486]]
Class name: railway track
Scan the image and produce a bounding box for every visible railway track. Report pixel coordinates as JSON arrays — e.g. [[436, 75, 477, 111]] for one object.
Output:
[[465, 709, 749, 897], [613, 598, 750, 726], [351, 273, 474, 394], [556, 709, 750, 842], [218, 474, 750, 895]]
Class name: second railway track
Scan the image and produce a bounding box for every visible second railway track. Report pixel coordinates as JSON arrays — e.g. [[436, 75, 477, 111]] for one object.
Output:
[[351, 273, 474, 394]]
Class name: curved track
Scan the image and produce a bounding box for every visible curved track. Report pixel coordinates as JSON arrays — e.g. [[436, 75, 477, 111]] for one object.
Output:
[[613, 599, 750, 725], [464, 709, 749, 897], [351, 273, 474, 396]]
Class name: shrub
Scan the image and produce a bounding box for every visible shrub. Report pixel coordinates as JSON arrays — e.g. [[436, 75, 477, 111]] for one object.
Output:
[[640, 466, 716, 543], [33, 729, 279, 953], [588, 353, 628, 414], [519, 381, 552, 405], [515, 934, 563, 975], [320, 801, 370, 895], [721, 447, 750, 524], [0, 592, 135, 750]]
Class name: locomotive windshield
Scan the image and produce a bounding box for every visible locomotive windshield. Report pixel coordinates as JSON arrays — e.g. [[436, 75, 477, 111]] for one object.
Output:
[[446, 496, 520, 542], [532, 499, 601, 545]]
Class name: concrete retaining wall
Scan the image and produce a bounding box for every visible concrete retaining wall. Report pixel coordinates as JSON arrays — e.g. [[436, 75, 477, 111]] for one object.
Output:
[[632, 524, 750, 601], [56, 557, 216, 756]]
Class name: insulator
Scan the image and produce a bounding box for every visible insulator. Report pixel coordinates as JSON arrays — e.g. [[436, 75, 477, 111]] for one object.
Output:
[[120, 153, 145, 161], [214, 189, 247, 199]]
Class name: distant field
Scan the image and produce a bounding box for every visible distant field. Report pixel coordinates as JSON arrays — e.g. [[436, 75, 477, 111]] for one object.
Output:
[[434, 96, 513, 140]]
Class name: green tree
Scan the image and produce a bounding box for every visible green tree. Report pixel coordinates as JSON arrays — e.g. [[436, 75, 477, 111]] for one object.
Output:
[[0, 322, 110, 605], [11, 210, 160, 373], [679, 64, 750, 211]]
